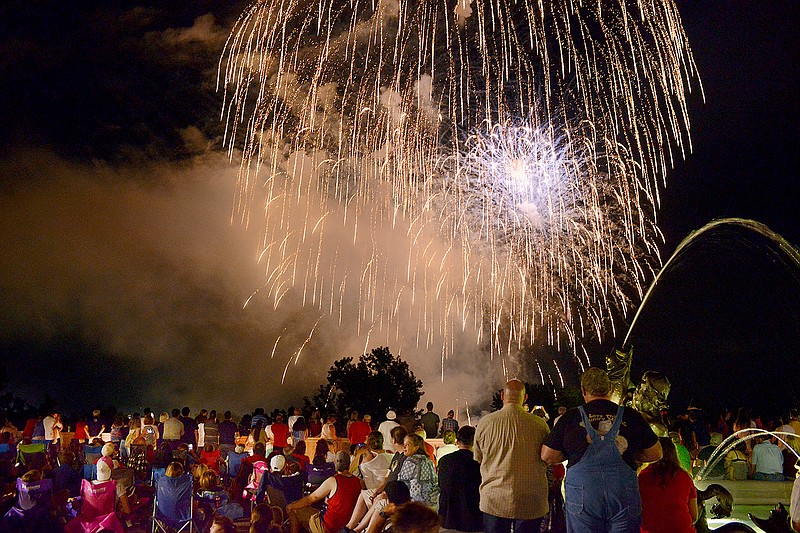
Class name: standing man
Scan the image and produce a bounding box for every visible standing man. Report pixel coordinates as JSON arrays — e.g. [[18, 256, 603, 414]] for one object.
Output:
[[474, 379, 550, 533], [440, 410, 459, 436], [271, 412, 291, 449], [347, 414, 373, 450], [438, 425, 482, 532], [541, 367, 662, 533], [218, 411, 239, 457], [179, 407, 198, 451], [378, 411, 400, 450], [420, 402, 440, 439], [162, 409, 184, 444]]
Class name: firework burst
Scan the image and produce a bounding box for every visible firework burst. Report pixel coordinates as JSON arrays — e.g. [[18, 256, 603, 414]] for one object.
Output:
[[218, 0, 700, 374]]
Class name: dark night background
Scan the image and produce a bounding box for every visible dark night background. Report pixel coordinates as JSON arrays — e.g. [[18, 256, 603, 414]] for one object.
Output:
[[0, 1, 798, 418]]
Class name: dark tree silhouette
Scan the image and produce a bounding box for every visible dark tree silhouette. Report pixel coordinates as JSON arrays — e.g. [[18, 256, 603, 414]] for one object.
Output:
[[310, 346, 423, 424]]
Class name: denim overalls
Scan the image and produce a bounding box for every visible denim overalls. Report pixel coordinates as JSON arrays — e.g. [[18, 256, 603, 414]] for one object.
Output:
[[564, 405, 641, 533]]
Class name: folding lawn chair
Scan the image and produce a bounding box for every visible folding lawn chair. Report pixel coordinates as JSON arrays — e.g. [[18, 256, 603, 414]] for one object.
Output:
[[15, 442, 48, 473], [226, 450, 247, 479], [64, 478, 124, 533], [152, 473, 194, 532], [1, 476, 59, 532], [243, 460, 268, 507]]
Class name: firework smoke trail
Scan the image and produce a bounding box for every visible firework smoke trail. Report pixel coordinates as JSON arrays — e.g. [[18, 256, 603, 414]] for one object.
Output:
[[218, 0, 700, 373]]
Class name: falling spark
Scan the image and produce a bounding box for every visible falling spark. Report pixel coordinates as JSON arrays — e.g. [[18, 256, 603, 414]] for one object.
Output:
[[219, 0, 701, 376]]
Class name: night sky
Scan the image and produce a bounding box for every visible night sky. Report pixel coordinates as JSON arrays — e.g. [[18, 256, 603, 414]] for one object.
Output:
[[1, 2, 798, 417]]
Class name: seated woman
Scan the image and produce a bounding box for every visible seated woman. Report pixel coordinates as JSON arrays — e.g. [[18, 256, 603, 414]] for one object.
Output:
[[166, 461, 186, 478], [346, 431, 392, 530], [289, 441, 310, 473], [724, 441, 749, 481], [190, 462, 209, 491], [396, 433, 438, 509], [348, 427, 408, 533], [314, 438, 336, 464], [638, 437, 697, 533], [196, 469, 244, 525]]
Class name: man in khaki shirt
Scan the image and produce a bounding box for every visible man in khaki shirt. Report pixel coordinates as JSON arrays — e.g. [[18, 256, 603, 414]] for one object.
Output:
[[474, 380, 550, 533]]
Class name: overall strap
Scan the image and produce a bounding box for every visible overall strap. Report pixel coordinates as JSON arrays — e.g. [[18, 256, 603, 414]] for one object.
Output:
[[606, 405, 625, 440], [578, 406, 600, 444]]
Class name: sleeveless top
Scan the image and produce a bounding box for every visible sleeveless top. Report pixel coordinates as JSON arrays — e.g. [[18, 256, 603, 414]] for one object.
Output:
[[321, 474, 362, 532]]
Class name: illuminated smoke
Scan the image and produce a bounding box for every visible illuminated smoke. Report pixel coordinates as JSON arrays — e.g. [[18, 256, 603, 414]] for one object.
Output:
[[217, 0, 701, 376]]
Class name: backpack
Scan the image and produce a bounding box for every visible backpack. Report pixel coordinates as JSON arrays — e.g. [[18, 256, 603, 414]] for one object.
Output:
[[726, 450, 748, 480]]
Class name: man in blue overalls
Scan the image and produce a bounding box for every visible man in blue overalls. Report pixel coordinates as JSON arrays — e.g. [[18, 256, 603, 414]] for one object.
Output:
[[541, 368, 662, 532]]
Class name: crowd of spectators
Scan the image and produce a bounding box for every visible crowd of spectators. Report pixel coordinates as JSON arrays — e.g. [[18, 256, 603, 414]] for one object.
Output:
[[1, 383, 799, 532]]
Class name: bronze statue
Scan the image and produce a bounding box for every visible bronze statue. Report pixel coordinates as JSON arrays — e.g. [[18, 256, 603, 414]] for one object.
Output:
[[606, 346, 670, 437]]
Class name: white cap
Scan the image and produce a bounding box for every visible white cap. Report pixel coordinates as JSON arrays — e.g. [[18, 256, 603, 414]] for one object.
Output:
[[270, 455, 286, 472], [386, 411, 396, 420], [102, 442, 115, 457]]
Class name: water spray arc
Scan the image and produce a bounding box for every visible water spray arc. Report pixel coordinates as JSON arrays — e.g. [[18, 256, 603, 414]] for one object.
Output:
[[622, 218, 800, 349], [218, 0, 701, 378]]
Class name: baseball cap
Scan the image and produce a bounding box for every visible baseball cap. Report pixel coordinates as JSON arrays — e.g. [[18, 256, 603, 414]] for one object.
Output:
[[270, 455, 286, 473]]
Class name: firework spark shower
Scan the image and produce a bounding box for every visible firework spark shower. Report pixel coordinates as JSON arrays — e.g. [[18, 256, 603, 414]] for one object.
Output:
[[217, 0, 701, 378]]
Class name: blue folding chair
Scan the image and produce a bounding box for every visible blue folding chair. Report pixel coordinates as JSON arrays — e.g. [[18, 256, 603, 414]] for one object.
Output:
[[152, 473, 194, 532], [82, 463, 97, 481], [83, 444, 103, 466], [226, 450, 247, 479]]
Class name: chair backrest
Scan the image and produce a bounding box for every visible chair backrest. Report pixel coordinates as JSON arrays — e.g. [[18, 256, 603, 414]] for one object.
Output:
[[16, 443, 47, 470], [112, 466, 135, 495], [16, 443, 46, 456], [227, 451, 247, 477], [305, 462, 335, 486], [16, 477, 53, 511], [82, 463, 98, 481], [83, 445, 103, 465], [172, 447, 188, 467], [200, 449, 221, 472], [249, 461, 268, 490], [154, 474, 194, 525], [197, 489, 228, 509], [79, 478, 117, 519]]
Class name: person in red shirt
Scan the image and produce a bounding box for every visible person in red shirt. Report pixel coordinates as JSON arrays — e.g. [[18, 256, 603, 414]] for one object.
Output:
[[287, 451, 361, 533], [73, 418, 89, 444], [271, 414, 291, 449], [22, 417, 37, 440], [348, 415, 373, 450], [638, 437, 698, 533], [243, 442, 268, 466]]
